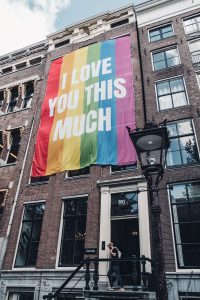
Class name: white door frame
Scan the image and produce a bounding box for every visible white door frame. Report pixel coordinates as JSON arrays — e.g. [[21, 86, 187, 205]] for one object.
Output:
[[98, 181, 151, 281]]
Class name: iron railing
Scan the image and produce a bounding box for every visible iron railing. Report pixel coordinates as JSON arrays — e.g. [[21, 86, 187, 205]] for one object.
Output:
[[43, 255, 155, 299]]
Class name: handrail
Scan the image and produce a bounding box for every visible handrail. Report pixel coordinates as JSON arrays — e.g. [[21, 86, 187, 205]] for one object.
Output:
[[43, 255, 154, 299]]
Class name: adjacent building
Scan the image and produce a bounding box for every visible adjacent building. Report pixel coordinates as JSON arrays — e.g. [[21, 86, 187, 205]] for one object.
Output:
[[0, 0, 200, 299]]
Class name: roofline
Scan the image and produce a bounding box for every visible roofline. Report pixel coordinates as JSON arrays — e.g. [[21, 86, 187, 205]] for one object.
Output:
[[47, 3, 134, 39], [135, 0, 176, 12]]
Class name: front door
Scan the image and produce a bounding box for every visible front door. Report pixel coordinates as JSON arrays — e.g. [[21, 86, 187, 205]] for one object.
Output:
[[111, 191, 140, 285]]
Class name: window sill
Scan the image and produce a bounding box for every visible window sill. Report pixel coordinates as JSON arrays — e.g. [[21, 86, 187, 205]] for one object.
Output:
[[65, 174, 91, 180], [149, 34, 176, 44], [153, 64, 182, 73], [2, 107, 31, 116], [0, 162, 16, 168], [166, 162, 200, 170], [27, 181, 49, 186], [12, 267, 36, 271], [157, 104, 190, 113]]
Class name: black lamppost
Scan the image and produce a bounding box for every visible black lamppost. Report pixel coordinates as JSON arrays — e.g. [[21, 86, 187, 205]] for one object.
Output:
[[127, 121, 170, 300]]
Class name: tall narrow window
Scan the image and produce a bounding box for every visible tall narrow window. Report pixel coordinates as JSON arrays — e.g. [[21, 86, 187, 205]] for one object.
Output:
[[149, 24, 174, 42], [189, 39, 200, 64], [0, 91, 4, 109], [0, 131, 3, 157], [6, 128, 21, 164], [22, 81, 34, 109], [59, 197, 88, 266], [15, 203, 45, 267], [156, 77, 188, 110], [169, 182, 200, 267], [166, 119, 199, 167], [0, 189, 8, 213], [7, 86, 18, 112], [152, 47, 180, 70], [184, 15, 200, 34]]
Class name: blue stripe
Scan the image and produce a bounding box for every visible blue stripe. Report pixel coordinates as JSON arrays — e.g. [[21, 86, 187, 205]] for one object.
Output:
[[96, 40, 117, 165]]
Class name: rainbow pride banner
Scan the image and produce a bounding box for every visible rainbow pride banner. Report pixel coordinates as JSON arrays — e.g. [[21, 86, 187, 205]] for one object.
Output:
[[32, 36, 136, 176]]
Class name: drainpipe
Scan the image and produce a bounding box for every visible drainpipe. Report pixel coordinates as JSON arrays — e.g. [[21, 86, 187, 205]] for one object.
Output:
[[134, 6, 147, 123]]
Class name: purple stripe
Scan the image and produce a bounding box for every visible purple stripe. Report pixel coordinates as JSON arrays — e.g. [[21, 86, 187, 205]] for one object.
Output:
[[115, 36, 137, 164]]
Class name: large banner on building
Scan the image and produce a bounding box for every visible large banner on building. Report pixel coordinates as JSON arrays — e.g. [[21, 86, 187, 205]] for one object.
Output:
[[32, 36, 136, 176]]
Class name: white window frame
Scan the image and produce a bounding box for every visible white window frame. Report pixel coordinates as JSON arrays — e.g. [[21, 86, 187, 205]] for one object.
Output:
[[183, 14, 200, 35], [155, 75, 189, 111], [12, 201, 45, 270], [151, 45, 181, 71], [56, 194, 88, 270], [167, 181, 200, 272], [148, 23, 174, 43]]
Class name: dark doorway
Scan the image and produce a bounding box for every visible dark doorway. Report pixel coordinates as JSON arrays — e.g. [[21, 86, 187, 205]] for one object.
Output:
[[111, 218, 140, 285]]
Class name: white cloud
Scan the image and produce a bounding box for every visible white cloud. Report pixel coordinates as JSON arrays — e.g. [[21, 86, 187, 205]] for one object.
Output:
[[0, 0, 70, 56]]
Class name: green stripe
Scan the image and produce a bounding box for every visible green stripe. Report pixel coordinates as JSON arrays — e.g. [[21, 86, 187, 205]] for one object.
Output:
[[80, 43, 100, 168]]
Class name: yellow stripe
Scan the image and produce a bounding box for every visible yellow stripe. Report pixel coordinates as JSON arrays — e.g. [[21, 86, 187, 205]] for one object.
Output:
[[61, 47, 88, 171]]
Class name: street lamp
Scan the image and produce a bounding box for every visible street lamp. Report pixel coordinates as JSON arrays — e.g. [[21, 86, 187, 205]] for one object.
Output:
[[127, 121, 170, 300]]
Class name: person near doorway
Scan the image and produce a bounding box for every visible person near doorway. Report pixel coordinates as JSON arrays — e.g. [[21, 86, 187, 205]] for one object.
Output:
[[107, 241, 125, 291]]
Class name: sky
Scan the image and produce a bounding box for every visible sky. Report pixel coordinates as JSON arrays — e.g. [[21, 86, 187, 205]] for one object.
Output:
[[0, 0, 146, 56]]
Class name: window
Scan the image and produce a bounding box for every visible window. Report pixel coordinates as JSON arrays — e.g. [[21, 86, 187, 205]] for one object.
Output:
[[169, 182, 200, 267], [2, 66, 12, 74], [30, 176, 49, 184], [156, 77, 188, 110], [8, 291, 34, 300], [110, 18, 129, 28], [6, 128, 21, 164], [0, 131, 3, 156], [29, 57, 41, 65], [111, 192, 138, 217], [16, 62, 27, 70], [149, 24, 174, 42], [7, 86, 18, 112], [0, 189, 8, 213], [67, 166, 90, 177], [22, 81, 34, 109], [152, 47, 180, 70], [15, 203, 45, 267], [166, 119, 199, 167], [189, 39, 200, 64], [59, 197, 88, 266], [111, 164, 136, 172], [55, 39, 70, 48], [184, 15, 200, 34], [0, 91, 4, 108]]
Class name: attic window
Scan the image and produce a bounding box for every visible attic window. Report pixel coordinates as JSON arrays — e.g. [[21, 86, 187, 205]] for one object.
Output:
[[2, 66, 12, 74], [29, 57, 42, 65], [30, 176, 49, 184], [110, 18, 129, 28], [55, 39, 70, 48], [16, 62, 27, 70]]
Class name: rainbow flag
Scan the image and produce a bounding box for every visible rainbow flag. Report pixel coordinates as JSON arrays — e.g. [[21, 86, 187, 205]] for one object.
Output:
[[32, 36, 136, 176]]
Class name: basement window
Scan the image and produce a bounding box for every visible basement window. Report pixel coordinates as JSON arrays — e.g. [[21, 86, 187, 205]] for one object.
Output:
[[22, 81, 34, 109], [7, 86, 18, 113], [6, 128, 21, 164], [29, 57, 42, 65], [55, 39, 70, 48], [110, 18, 129, 28]]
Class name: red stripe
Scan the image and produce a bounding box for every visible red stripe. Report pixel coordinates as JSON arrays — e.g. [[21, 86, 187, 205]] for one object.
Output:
[[32, 58, 63, 176]]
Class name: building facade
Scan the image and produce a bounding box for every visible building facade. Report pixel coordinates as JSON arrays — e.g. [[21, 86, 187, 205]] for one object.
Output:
[[0, 0, 200, 299]]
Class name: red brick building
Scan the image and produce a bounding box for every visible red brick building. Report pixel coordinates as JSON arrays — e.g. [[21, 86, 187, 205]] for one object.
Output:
[[0, 1, 200, 299]]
